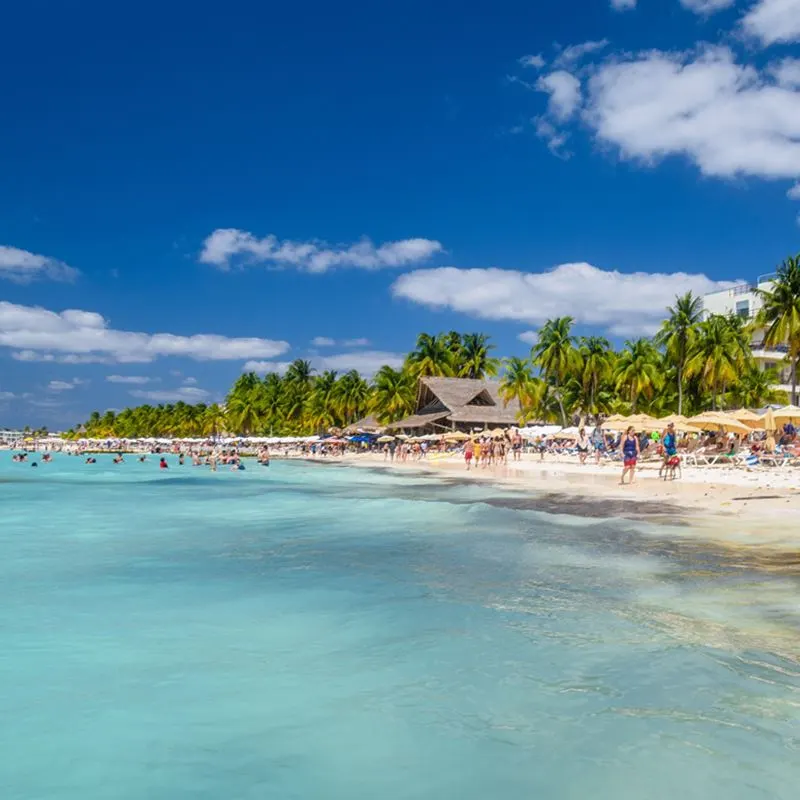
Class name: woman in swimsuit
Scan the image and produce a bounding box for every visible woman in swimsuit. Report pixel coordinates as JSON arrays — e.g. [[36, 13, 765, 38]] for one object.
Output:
[[620, 426, 640, 485], [576, 428, 591, 465], [659, 422, 678, 479]]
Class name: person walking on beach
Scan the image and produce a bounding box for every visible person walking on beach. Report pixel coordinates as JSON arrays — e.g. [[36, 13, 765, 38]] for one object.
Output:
[[591, 424, 605, 465], [620, 426, 640, 485], [659, 422, 678, 479], [576, 428, 591, 465], [464, 438, 474, 470]]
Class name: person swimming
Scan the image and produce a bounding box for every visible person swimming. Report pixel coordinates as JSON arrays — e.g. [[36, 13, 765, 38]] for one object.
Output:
[[159, 457, 168, 469]]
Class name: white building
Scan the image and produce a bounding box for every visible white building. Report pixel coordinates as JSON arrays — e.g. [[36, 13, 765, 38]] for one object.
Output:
[[701, 274, 792, 394]]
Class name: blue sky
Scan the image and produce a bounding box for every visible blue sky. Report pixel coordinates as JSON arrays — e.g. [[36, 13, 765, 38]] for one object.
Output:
[[1, 0, 798, 428]]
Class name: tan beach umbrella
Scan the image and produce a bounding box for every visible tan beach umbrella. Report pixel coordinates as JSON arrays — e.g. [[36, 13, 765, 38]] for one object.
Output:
[[763, 407, 776, 433], [729, 408, 763, 427], [771, 404, 800, 423], [443, 431, 470, 442], [669, 421, 703, 434], [689, 412, 752, 435], [376, 435, 395, 443], [659, 414, 688, 425], [488, 428, 508, 438], [552, 426, 580, 439], [601, 414, 628, 428]]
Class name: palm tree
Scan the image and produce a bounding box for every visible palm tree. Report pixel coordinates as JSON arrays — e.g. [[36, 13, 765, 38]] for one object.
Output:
[[755, 255, 800, 405], [726, 365, 788, 408], [654, 291, 703, 416], [370, 366, 416, 423], [614, 339, 663, 411], [685, 315, 740, 410], [578, 336, 614, 416], [283, 360, 315, 425], [531, 317, 578, 425], [406, 333, 456, 378], [226, 372, 264, 434], [335, 370, 370, 424], [500, 358, 548, 423], [458, 333, 500, 379], [202, 403, 227, 438]]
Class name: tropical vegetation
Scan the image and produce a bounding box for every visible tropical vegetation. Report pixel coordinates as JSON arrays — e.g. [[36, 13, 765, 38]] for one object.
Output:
[[66, 256, 800, 438]]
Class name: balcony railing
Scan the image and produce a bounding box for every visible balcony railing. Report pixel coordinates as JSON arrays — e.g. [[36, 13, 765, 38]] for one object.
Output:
[[751, 342, 789, 353]]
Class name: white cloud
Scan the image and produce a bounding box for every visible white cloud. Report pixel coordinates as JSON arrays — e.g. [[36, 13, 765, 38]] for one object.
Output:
[[519, 54, 545, 68], [316, 351, 405, 375], [771, 58, 800, 88], [518, 330, 539, 345], [199, 229, 443, 273], [536, 71, 582, 120], [610, 0, 637, 9], [244, 350, 404, 378], [311, 336, 336, 347], [0, 301, 290, 364], [679, 0, 735, 13], [0, 390, 15, 400], [106, 375, 152, 384], [243, 360, 292, 375], [554, 40, 609, 68], [0, 245, 79, 283], [48, 379, 83, 392], [788, 183, 800, 199], [12, 350, 115, 364], [343, 337, 370, 347], [584, 45, 800, 181], [182, 376, 198, 385], [392, 263, 736, 337], [130, 386, 211, 403], [534, 118, 570, 155], [742, 0, 800, 46]]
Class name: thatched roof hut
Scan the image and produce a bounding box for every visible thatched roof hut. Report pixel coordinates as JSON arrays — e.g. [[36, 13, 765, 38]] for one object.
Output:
[[388, 377, 520, 433], [343, 414, 385, 435]]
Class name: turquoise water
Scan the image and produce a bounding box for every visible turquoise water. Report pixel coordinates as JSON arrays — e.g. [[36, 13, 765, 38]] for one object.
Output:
[[1, 455, 798, 799]]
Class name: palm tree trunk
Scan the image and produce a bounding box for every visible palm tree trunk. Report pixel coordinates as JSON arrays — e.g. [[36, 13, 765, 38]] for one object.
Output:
[[677, 364, 683, 416], [792, 357, 798, 407], [555, 382, 567, 427]]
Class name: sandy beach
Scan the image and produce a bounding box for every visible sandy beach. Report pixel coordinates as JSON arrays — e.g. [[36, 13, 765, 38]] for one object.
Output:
[[336, 451, 800, 550]]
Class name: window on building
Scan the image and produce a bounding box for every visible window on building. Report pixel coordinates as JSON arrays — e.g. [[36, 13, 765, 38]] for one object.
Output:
[[735, 300, 750, 319]]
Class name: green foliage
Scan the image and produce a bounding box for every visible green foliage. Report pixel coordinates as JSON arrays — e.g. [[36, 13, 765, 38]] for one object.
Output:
[[71, 262, 799, 437]]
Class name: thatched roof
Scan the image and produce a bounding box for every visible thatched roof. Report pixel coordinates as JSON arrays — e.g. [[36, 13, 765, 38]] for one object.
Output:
[[387, 410, 450, 430], [389, 378, 520, 430], [344, 414, 385, 434]]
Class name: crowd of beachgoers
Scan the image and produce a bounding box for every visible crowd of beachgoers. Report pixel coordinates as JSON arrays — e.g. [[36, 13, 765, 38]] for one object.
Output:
[[5, 409, 800, 489]]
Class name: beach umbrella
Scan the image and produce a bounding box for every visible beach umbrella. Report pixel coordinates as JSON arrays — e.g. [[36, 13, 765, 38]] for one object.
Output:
[[771, 404, 800, 424], [488, 428, 508, 438], [729, 408, 763, 427], [601, 414, 628, 427], [763, 407, 776, 433], [689, 412, 752, 435], [443, 431, 470, 442], [668, 421, 703, 434], [376, 435, 395, 443], [658, 414, 688, 425], [552, 426, 580, 439]]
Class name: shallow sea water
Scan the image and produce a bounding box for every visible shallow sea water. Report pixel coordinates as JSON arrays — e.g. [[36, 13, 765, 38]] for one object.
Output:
[[1, 455, 798, 799]]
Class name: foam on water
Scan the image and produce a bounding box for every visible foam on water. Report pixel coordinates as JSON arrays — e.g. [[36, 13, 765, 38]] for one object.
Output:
[[1, 455, 798, 799]]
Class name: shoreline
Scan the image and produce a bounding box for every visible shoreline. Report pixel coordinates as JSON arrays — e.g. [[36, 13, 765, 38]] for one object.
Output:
[[328, 452, 800, 549]]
